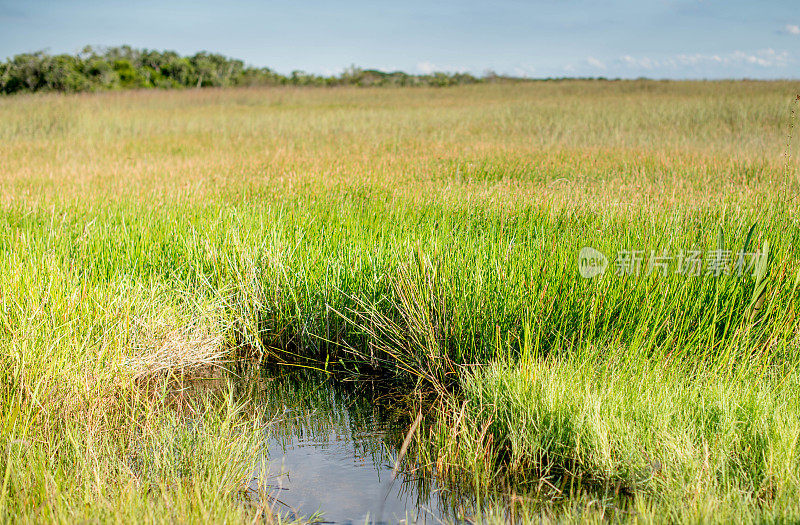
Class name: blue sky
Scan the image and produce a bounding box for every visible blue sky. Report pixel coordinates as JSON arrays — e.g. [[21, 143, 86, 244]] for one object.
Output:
[[1, 0, 799, 79]]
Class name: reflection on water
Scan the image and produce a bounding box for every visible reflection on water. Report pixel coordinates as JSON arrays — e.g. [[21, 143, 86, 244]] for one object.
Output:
[[247, 367, 463, 524]]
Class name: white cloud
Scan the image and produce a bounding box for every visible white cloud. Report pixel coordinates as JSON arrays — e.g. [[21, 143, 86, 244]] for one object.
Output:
[[586, 56, 606, 70], [416, 61, 436, 74], [620, 55, 655, 69], [512, 65, 536, 77], [785, 24, 800, 35], [415, 61, 470, 74], [616, 49, 790, 71], [725, 49, 788, 67]]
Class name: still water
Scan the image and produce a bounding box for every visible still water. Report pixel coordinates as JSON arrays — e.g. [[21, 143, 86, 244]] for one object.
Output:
[[247, 367, 466, 524]]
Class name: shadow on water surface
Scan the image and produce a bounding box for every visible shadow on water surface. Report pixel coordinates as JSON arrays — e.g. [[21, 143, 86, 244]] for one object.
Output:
[[245, 365, 467, 524]]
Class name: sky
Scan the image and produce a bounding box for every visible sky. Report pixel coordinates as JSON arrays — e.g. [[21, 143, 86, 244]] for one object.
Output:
[[1, 0, 799, 79]]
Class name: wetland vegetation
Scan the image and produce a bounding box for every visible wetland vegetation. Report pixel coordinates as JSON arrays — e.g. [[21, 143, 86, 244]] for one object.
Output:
[[2, 80, 800, 522]]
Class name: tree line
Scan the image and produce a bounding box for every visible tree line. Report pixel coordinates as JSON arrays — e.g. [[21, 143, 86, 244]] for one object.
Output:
[[0, 45, 500, 94]]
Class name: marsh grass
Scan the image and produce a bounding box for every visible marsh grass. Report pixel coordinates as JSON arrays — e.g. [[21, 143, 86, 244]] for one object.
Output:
[[2, 81, 800, 522]]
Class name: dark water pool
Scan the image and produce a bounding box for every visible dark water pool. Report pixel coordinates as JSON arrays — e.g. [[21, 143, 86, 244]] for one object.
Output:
[[247, 368, 466, 524]]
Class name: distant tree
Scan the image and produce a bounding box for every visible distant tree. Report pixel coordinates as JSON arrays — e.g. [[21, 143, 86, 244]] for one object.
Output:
[[112, 59, 142, 88], [160, 55, 194, 87], [4, 52, 47, 92], [191, 52, 243, 87], [0, 45, 497, 95], [82, 55, 118, 89], [42, 54, 90, 92]]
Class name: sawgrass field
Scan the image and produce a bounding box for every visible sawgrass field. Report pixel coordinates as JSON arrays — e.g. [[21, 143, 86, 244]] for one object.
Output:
[[2, 80, 800, 522]]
